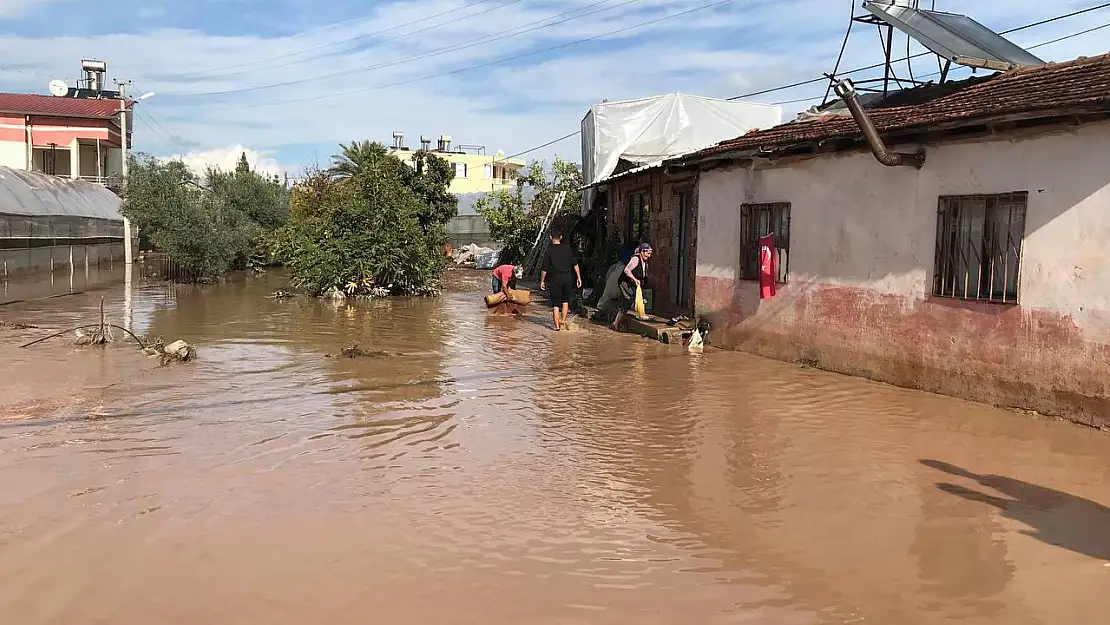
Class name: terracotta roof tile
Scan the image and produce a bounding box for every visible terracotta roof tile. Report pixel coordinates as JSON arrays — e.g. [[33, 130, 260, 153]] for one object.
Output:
[[675, 52, 1110, 161], [0, 93, 127, 119]]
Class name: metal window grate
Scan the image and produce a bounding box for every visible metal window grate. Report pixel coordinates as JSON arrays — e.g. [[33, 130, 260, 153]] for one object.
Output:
[[627, 191, 650, 244], [933, 192, 1027, 304], [740, 202, 790, 282]]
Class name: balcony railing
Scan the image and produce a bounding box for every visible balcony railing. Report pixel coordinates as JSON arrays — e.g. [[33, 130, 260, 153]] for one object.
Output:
[[29, 171, 123, 188], [78, 174, 123, 187]]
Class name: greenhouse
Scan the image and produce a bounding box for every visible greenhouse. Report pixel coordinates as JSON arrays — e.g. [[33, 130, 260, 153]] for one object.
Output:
[[0, 167, 125, 276]]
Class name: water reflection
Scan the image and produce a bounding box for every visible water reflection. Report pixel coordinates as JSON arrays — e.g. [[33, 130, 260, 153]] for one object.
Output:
[[0, 269, 1109, 624]]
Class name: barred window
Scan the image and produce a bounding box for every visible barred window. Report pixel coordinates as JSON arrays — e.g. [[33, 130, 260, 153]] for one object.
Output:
[[740, 202, 790, 282], [933, 192, 1027, 304], [627, 190, 650, 243]]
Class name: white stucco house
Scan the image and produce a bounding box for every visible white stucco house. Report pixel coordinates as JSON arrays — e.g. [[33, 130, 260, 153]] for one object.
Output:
[[664, 52, 1110, 424]]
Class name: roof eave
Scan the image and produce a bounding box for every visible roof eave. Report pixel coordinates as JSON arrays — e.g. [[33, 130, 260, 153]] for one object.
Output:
[[674, 103, 1110, 165], [0, 109, 120, 120]]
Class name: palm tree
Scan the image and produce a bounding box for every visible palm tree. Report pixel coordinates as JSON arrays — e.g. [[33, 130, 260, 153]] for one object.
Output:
[[330, 140, 390, 180]]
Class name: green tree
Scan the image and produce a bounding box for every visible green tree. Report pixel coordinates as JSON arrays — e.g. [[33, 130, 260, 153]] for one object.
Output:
[[330, 140, 390, 181], [330, 141, 458, 231], [475, 157, 582, 265], [272, 142, 456, 297], [236, 151, 251, 174], [121, 154, 291, 281]]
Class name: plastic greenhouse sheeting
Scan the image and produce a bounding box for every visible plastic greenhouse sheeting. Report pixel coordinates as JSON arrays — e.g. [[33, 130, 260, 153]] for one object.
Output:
[[0, 167, 122, 221], [580, 93, 783, 214]]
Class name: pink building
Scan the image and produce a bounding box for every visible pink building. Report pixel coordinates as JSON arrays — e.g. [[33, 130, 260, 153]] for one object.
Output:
[[667, 53, 1110, 425], [0, 93, 130, 185]]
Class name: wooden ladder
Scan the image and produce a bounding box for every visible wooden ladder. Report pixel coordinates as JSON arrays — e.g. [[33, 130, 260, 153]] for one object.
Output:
[[521, 190, 566, 277]]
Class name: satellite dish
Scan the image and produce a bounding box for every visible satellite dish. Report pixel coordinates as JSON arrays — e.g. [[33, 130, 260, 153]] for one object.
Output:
[[48, 79, 68, 97]]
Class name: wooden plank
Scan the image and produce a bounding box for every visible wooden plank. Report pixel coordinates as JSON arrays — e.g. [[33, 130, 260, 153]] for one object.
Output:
[[625, 315, 691, 344]]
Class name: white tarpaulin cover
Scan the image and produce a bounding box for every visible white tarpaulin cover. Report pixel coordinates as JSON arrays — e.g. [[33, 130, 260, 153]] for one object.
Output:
[[580, 93, 782, 213]]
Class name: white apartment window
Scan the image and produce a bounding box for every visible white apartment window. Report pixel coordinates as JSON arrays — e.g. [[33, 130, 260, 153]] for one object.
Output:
[[483, 164, 493, 179], [454, 162, 467, 178]]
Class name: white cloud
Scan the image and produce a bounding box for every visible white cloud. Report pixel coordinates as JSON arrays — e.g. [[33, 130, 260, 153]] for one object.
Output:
[[1, 0, 1106, 167], [160, 144, 288, 178]]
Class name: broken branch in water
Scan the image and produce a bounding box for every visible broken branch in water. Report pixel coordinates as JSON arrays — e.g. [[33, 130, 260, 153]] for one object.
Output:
[[18, 323, 148, 350], [18, 297, 148, 350]]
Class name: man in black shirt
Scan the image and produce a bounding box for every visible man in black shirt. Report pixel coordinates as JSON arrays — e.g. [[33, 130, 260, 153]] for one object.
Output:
[[539, 230, 582, 331]]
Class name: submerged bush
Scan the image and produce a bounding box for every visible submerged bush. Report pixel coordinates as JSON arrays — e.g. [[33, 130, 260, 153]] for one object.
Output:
[[271, 142, 457, 297], [121, 153, 290, 281]]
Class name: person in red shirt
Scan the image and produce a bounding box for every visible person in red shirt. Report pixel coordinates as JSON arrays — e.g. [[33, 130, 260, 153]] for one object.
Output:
[[491, 263, 522, 296]]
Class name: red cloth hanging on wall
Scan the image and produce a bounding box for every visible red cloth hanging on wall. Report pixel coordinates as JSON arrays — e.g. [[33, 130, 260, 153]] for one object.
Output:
[[759, 233, 776, 299]]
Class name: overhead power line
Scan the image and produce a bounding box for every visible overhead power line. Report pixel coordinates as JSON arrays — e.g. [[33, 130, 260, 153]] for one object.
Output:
[[181, 0, 646, 98], [504, 131, 582, 160], [728, 1, 1110, 100], [140, 3, 1110, 168], [163, 0, 504, 80], [500, 8, 1110, 165], [201, 0, 733, 110], [191, 0, 532, 81], [768, 18, 1110, 106]]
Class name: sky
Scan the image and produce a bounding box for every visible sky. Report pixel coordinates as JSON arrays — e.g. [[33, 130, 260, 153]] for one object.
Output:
[[0, 0, 1106, 176]]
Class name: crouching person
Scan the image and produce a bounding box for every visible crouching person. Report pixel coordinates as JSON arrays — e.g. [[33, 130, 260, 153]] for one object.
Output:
[[491, 263, 522, 296]]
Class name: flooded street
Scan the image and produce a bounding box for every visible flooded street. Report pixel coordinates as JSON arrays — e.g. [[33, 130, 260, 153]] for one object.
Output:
[[1, 269, 1108, 624]]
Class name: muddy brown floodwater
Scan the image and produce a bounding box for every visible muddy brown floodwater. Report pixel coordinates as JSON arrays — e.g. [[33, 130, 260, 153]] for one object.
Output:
[[1, 269, 1109, 625]]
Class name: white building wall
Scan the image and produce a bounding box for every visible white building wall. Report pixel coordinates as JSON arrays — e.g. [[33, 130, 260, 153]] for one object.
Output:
[[698, 121, 1110, 333], [0, 139, 27, 169], [694, 120, 1110, 421]]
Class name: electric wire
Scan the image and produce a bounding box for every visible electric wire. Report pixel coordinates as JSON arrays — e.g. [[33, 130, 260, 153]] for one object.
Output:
[[499, 9, 1110, 164], [162, 0, 503, 79], [199, 0, 733, 109], [728, 1, 1110, 100], [180, 0, 648, 97], [140, 3, 1110, 162], [187, 0, 531, 81]]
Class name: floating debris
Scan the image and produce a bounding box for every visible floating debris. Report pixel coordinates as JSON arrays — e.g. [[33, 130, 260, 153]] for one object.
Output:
[[339, 343, 392, 358], [270, 290, 295, 299], [75, 324, 113, 345], [0, 320, 37, 330], [143, 338, 197, 366]]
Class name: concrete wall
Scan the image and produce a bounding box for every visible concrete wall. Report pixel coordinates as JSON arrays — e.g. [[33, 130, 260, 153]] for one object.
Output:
[[446, 214, 495, 248], [1, 243, 125, 277], [694, 120, 1110, 425], [609, 168, 698, 315]]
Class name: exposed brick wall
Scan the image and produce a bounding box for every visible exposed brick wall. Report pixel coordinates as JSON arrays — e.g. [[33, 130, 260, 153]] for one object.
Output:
[[608, 168, 697, 315]]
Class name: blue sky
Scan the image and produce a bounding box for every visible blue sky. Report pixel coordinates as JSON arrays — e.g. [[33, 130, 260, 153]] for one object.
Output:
[[0, 0, 1107, 175]]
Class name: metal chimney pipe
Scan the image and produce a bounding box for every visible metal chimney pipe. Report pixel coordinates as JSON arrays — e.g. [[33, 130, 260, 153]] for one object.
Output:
[[832, 78, 924, 169]]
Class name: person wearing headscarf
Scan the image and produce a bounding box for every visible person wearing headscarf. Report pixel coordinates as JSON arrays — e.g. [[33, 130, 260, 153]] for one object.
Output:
[[612, 242, 653, 331]]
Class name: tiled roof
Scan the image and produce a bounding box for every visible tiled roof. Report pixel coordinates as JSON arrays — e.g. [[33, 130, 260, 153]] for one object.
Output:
[[675, 52, 1110, 161], [0, 93, 127, 119]]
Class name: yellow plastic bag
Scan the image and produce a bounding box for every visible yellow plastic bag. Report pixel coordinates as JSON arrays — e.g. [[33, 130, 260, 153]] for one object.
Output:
[[633, 284, 646, 320]]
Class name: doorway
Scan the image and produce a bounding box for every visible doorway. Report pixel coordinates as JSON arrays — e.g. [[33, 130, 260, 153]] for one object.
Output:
[[674, 190, 693, 310]]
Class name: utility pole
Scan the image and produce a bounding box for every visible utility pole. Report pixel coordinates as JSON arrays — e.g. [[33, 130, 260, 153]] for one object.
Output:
[[116, 79, 132, 265]]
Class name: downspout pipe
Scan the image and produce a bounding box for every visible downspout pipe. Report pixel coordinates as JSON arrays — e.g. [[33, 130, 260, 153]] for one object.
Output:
[[832, 78, 925, 169]]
